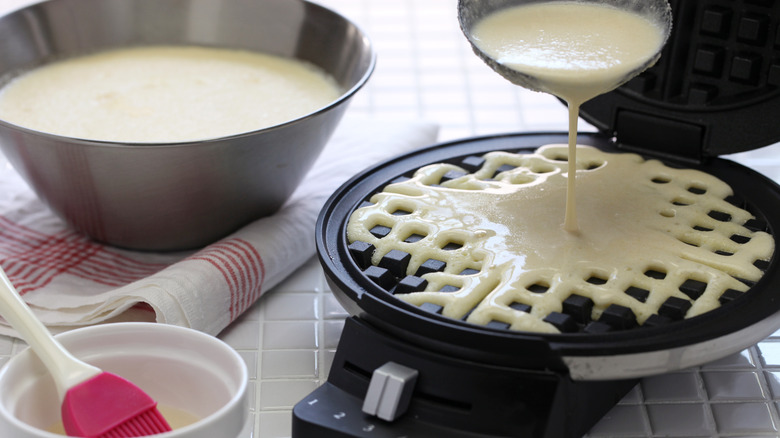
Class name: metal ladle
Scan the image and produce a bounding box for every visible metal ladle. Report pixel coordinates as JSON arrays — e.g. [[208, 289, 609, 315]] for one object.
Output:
[[457, 0, 673, 94], [457, 0, 673, 232]]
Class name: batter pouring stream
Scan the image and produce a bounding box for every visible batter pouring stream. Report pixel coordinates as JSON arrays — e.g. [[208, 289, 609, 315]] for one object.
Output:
[[469, 1, 669, 231]]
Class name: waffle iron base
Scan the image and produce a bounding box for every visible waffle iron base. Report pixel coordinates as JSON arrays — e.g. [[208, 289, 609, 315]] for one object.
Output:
[[293, 317, 638, 438]]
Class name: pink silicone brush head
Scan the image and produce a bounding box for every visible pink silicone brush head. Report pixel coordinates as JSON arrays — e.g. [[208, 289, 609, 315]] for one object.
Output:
[[62, 372, 172, 437]]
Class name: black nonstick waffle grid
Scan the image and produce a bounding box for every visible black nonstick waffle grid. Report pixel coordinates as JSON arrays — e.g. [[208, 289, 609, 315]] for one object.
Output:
[[319, 130, 780, 359], [345, 144, 774, 335]]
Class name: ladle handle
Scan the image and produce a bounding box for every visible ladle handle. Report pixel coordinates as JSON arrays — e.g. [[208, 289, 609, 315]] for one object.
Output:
[[0, 266, 100, 401]]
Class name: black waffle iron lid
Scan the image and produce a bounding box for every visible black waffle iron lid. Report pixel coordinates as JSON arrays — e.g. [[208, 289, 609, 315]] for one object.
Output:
[[580, 0, 780, 163]]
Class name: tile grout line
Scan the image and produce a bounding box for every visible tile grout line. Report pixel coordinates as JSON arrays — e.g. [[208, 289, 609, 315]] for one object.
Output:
[[751, 344, 780, 436], [695, 364, 721, 438]]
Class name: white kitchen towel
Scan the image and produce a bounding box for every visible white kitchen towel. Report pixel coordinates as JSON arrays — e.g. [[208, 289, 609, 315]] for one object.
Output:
[[0, 116, 439, 337]]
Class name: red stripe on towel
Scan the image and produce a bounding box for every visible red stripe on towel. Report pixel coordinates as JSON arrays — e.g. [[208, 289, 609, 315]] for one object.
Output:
[[190, 238, 265, 321], [0, 216, 167, 295], [0, 215, 267, 322]]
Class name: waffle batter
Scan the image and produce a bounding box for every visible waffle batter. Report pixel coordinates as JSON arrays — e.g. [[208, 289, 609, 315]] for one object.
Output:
[[0, 46, 341, 143], [347, 145, 773, 333]]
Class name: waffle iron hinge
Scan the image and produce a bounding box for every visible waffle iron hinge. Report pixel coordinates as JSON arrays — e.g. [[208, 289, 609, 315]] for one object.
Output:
[[613, 109, 706, 165]]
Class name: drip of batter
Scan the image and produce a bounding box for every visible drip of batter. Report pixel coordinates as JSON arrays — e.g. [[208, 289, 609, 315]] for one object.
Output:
[[470, 2, 668, 231]]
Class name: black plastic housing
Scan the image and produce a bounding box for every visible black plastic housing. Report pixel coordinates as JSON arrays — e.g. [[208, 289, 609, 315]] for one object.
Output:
[[293, 317, 637, 438]]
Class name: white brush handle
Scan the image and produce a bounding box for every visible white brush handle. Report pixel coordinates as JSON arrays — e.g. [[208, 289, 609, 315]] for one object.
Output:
[[0, 266, 101, 401]]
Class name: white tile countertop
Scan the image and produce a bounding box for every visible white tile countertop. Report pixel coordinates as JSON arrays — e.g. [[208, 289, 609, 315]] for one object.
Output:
[[3, 0, 780, 437]]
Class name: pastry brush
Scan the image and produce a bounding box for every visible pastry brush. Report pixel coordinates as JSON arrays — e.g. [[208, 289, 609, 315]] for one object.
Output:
[[0, 266, 172, 437]]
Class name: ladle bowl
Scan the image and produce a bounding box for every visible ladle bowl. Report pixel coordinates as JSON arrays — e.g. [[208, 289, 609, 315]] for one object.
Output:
[[457, 0, 673, 94]]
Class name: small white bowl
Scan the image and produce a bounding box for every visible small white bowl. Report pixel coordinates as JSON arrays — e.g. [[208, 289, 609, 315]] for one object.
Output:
[[0, 323, 248, 438]]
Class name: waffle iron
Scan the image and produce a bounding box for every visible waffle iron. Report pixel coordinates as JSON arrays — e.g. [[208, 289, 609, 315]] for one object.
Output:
[[293, 1, 780, 437]]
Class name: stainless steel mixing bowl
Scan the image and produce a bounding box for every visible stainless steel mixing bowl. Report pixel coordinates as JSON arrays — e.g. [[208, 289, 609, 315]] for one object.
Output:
[[0, 0, 374, 251]]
